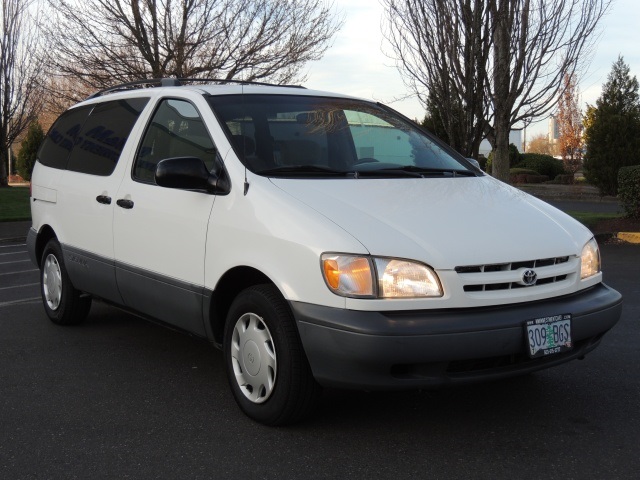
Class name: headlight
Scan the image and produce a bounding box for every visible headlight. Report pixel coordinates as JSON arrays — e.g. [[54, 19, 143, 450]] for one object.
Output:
[[321, 254, 442, 298], [580, 238, 601, 280], [374, 258, 442, 297]]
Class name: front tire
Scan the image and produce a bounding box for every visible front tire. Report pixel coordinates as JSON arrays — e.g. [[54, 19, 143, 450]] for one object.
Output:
[[40, 239, 91, 325], [223, 284, 321, 425]]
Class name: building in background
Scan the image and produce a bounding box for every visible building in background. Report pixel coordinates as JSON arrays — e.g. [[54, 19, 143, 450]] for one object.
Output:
[[548, 114, 559, 149], [478, 130, 523, 157]]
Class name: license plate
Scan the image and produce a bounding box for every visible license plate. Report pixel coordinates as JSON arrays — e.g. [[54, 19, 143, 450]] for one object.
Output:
[[525, 314, 572, 358]]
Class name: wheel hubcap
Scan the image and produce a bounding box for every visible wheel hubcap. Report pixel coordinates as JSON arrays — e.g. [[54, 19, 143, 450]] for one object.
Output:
[[43, 254, 62, 311], [231, 313, 277, 404]]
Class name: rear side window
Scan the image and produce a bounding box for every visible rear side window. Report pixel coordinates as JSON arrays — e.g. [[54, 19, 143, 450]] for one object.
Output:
[[38, 106, 92, 170], [66, 98, 149, 176]]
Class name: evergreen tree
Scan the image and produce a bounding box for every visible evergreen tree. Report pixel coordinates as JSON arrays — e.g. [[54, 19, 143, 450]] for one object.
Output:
[[584, 56, 640, 196], [16, 121, 45, 182]]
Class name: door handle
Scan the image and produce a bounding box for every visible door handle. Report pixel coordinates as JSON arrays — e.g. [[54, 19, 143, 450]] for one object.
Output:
[[116, 199, 134, 209], [96, 195, 112, 205]]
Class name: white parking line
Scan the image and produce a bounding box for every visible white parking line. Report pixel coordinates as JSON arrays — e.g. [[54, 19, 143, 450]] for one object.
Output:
[[0, 297, 41, 307], [0, 269, 38, 276], [0, 259, 32, 266], [0, 282, 39, 291]]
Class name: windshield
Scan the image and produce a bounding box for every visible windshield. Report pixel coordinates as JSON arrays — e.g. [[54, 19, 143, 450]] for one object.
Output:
[[208, 95, 475, 178]]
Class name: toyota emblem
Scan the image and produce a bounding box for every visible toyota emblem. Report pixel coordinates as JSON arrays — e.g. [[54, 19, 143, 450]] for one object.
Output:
[[522, 269, 537, 286]]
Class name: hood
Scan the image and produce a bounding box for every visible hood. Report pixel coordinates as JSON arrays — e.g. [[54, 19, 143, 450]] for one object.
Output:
[[270, 175, 592, 270]]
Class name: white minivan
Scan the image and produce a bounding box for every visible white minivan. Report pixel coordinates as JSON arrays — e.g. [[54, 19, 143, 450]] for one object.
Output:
[[28, 79, 622, 425]]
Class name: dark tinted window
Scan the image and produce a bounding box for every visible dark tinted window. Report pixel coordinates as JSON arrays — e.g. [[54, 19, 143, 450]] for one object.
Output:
[[38, 106, 92, 170], [66, 98, 149, 176], [134, 99, 219, 183]]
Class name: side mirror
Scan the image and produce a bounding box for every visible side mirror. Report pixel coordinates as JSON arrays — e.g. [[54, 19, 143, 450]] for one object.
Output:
[[466, 157, 481, 170], [155, 157, 230, 194]]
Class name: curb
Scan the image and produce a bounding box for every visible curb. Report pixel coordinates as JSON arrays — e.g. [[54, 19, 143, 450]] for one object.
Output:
[[595, 232, 640, 244], [617, 232, 640, 244]]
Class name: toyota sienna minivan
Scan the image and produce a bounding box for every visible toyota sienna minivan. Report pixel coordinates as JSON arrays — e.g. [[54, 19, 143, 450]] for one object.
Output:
[[28, 79, 622, 425]]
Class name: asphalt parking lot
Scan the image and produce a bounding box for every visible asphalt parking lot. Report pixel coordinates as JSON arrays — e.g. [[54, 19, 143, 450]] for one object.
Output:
[[1, 240, 639, 479]]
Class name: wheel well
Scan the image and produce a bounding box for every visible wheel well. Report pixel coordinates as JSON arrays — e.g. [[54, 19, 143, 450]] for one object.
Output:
[[34, 225, 57, 268], [209, 267, 274, 345]]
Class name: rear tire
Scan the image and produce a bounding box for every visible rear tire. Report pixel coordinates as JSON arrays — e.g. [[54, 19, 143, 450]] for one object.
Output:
[[223, 284, 321, 425], [40, 239, 91, 325]]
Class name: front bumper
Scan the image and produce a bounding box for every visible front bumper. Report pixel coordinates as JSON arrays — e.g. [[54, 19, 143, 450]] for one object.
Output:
[[292, 283, 622, 389]]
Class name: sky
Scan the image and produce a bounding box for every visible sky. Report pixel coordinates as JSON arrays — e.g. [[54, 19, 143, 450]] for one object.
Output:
[[304, 0, 640, 140]]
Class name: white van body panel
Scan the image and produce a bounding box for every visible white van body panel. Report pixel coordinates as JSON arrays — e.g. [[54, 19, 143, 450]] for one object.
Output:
[[205, 170, 367, 309], [270, 175, 592, 270], [113, 92, 220, 286]]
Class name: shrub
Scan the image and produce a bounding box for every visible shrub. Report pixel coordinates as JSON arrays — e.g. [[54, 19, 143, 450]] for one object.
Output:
[[554, 174, 575, 185], [618, 165, 640, 219], [510, 167, 539, 176], [486, 143, 521, 174], [516, 153, 565, 179], [510, 173, 549, 184], [508, 143, 520, 166], [16, 121, 45, 182], [477, 154, 488, 172]]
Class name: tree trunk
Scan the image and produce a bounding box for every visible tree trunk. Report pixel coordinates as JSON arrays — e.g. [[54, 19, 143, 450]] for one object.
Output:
[[492, 118, 510, 182], [490, 0, 511, 183], [0, 140, 9, 186]]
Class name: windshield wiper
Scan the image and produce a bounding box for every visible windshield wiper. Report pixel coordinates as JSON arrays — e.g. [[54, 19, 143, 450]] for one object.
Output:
[[355, 167, 423, 178], [257, 165, 352, 177], [358, 165, 476, 178]]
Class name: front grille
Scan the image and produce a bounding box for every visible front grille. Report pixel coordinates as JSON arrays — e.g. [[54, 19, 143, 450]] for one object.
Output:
[[455, 256, 569, 274], [462, 274, 568, 292], [455, 256, 573, 293]]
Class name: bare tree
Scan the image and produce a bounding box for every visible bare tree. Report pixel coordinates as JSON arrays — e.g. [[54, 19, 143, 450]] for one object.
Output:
[[383, 0, 610, 182], [557, 73, 582, 176], [44, 0, 341, 97], [1, 0, 44, 187], [383, 0, 491, 158]]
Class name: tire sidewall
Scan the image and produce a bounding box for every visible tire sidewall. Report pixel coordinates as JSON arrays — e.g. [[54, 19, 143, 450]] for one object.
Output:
[[223, 286, 302, 425], [40, 240, 74, 324]]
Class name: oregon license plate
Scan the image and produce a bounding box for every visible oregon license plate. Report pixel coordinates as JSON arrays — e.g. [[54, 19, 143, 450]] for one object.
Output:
[[525, 314, 572, 358]]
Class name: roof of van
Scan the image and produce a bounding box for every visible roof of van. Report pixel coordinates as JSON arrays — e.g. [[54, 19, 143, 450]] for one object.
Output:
[[83, 78, 360, 103]]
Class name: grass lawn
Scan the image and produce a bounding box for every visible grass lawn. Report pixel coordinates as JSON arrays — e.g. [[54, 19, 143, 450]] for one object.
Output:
[[566, 211, 623, 230], [0, 186, 31, 222]]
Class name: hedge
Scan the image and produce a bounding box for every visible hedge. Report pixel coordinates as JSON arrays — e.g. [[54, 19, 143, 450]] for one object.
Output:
[[509, 167, 546, 184], [510, 174, 549, 184], [554, 174, 575, 185], [510, 167, 539, 176], [515, 153, 565, 179], [618, 165, 640, 219], [485, 143, 520, 173]]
